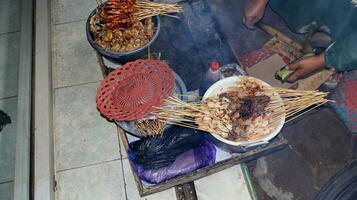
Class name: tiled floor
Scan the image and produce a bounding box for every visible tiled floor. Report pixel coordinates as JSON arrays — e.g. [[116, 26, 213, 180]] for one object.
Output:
[[54, 82, 120, 171], [0, 97, 17, 182], [51, 0, 252, 199], [0, 181, 14, 200], [52, 21, 102, 89], [194, 165, 251, 200], [56, 160, 126, 200], [51, 0, 96, 25], [51, 1, 127, 197], [0, 0, 20, 198]]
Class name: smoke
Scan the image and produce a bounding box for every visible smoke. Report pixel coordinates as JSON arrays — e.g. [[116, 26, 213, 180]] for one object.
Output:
[[151, 0, 302, 90], [204, 0, 303, 56]]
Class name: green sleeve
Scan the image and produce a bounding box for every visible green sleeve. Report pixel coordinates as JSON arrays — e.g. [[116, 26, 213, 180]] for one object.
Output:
[[324, 32, 357, 71]]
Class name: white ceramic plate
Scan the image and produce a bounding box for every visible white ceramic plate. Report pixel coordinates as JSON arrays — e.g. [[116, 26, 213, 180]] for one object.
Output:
[[203, 76, 285, 147]]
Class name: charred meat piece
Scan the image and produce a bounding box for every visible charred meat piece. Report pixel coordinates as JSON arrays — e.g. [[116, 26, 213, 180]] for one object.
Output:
[[224, 94, 270, 120], [239, 98, 253, 119], [254, 95, 270, 116], [98, 0, 138, 29], [219, 89, 271, 137]]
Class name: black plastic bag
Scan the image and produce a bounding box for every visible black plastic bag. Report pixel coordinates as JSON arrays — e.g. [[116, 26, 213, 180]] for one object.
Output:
[[128, 125, 204, 170], [0, 110, 11, 132]]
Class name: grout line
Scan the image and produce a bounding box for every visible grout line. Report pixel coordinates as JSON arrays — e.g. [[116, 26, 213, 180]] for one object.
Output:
[[56, 158, 121, 173], [116, 129, 129, 199], [52, 19, 87, 26], [0, 180, 14, 185], [52, 87, 58, 182], [116, 128, 124, 160], [54, 80, 101, 90], [0, 30, 20, 37], [120, 157, 129, 200], [0, 95, 18, 101]]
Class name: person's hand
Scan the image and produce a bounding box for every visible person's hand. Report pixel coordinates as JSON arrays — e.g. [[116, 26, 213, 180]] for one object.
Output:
[[286, 54, 326, 82], [243, 0, 268, 29]]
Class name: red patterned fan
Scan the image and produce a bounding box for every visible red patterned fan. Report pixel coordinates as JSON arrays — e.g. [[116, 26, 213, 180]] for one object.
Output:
[[96, 59, 175, 121]]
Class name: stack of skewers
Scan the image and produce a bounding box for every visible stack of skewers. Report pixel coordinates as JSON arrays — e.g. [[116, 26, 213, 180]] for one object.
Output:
[[154, 76, 331, 142], [96, 0, 182, 29]]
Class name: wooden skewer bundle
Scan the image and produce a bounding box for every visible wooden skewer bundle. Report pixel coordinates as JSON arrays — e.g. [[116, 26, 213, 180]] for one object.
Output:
[[263, 87, 330, 122], [154, 82, 331, 140], [134, 118, 166, 136], [155, 97, 232, 138], [135, 0, 183, 21], [96, 0, 182, 29]]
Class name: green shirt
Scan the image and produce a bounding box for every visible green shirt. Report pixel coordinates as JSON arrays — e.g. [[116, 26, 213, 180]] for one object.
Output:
[[269, 0, 357, 71]]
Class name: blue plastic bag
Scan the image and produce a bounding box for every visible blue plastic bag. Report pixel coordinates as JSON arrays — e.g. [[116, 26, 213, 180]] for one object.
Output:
[[131, 138, 216, 184]]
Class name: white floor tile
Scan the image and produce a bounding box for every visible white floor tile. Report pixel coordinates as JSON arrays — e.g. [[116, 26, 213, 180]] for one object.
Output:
[[0, 97, 17, 182], [51, 0, 96, 24], [56, 160, 126, 200], [52, 21, 102, 88], [54, 82, 120, 171], [194, 165, 251, 200], [122, 159, 177, 200], [0, 32, 19, 99], [0, 181, 14, 200]]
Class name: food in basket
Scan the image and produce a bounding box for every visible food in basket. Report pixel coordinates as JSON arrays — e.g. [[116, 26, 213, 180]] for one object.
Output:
[[89, 3, 154, 52], [89, 0, 181, 53]]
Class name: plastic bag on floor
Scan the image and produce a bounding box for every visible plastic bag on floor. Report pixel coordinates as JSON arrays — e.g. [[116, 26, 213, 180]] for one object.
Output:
[[128, 126, 205, 170], [131, 138, 216, 184], [0, 110, 11, 132]]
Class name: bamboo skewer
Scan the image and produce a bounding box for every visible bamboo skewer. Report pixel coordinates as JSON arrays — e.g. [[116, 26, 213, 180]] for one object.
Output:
[[153, 79, 330, 140], [133, 76, 330, 142], [125, 0, 182, 21], [134, 118, 166, 136], [285, 103, 325, 123], [96, 0, 183, 31]]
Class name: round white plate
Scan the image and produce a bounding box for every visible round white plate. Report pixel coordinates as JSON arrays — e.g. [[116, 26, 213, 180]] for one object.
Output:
[[203, 76, 285, 147]]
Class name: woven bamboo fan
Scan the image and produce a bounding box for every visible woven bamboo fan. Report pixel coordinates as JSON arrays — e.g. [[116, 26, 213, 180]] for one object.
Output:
[[96, 59, 175, 121]]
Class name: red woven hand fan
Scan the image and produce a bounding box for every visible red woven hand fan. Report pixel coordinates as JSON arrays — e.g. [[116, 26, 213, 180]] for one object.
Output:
[[96, 59, 175, 121]]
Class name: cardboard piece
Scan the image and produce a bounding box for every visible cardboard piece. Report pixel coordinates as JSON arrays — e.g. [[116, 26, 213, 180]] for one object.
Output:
[[246, 54, 293, 88], [297, 69, 334, 90]]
